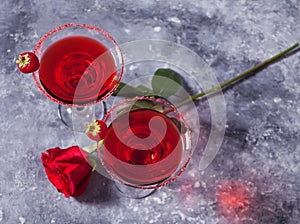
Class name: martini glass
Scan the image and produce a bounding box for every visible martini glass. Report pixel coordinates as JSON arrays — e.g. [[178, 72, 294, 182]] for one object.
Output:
[[32, 23, 124, 130], [97, 96, 192, 198]]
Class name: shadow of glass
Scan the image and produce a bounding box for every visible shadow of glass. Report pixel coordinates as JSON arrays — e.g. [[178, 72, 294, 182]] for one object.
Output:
[[75, 171, 116, 204]]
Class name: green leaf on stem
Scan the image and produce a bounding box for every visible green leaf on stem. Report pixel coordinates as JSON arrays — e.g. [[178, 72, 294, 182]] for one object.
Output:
[[151, 68, 182, 97], [112, 82, 145, 97], [135, 84, 153, 94]]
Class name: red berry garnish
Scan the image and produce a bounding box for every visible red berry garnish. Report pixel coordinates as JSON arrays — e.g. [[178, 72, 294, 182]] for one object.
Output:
[[85, 120, 108, 142], [16, 52, 40, 73]]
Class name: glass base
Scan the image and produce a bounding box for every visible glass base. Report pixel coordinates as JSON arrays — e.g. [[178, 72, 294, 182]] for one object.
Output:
[[114, 182, 156, 199], [58, 102, 106, 132]]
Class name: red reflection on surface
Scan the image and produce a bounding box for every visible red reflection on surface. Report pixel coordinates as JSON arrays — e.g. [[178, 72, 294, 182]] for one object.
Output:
[[217, 181, 253, 222]]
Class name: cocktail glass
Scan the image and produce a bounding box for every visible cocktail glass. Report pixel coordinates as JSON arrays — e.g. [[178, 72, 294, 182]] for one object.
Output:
[[30, 23, 124, 130], [98, 96, 192, 198]]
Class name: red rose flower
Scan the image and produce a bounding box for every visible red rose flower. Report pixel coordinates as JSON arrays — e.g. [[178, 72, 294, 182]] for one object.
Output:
[[41, 146, 92, 197]]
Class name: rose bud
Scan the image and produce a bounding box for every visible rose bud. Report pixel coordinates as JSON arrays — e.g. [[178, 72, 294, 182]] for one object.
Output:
[[16, 52, 40, 73], [85, 120, 108, 142]]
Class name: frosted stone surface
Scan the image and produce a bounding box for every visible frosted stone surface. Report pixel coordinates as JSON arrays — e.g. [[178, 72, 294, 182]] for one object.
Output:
[[1, 0, 299, 223]]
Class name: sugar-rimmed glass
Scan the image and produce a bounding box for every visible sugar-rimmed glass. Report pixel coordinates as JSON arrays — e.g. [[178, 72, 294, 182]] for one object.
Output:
[[97, 96, 192, 198], [32, 23, 124, 128]]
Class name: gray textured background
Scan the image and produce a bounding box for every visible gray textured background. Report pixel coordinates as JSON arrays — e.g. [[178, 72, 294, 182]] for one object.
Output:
[[1, 0, 300, 223]]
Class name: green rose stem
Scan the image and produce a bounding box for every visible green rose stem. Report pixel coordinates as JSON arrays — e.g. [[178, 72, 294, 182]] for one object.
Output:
[[83, 140, 104, 170], [163, 42, 299, 114]]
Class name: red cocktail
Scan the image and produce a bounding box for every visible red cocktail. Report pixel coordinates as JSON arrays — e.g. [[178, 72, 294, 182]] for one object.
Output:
[[38, 35, 117, 105], [98, 97, 192, 197], [33, 23, 124, 106]]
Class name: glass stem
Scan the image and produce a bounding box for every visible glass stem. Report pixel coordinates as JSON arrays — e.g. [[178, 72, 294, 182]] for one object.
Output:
[[165, 42, 299, 113]]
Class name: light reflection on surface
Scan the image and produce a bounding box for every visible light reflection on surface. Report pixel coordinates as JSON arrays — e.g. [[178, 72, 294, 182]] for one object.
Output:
[[217, 180, 255, 223]]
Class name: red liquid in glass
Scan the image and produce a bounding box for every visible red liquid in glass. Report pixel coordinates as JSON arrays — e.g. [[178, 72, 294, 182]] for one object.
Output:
[[103, 109, 183, 185], [39, 36, 116, 104]]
